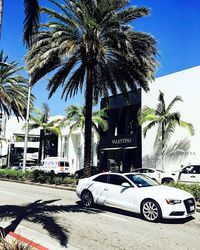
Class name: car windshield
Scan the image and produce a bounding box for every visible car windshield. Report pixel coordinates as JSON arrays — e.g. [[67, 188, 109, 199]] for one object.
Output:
[[125, 174, 158, 187]]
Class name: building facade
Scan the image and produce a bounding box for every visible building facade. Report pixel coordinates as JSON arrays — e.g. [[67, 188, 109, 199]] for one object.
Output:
[[142, 66, 200, 171], [99, 91, 141, 172]]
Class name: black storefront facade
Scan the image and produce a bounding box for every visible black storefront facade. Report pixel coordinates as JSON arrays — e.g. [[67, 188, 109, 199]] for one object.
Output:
[[99, 90, 141, 172]]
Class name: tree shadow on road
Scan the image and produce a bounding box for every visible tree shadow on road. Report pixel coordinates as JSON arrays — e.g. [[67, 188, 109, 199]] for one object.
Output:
[[93, 204, 196, 225], [0, 199, 102, 247]]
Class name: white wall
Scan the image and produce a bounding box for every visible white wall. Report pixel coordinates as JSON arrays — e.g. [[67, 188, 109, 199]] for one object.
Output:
[[142, 66, 200, 171]]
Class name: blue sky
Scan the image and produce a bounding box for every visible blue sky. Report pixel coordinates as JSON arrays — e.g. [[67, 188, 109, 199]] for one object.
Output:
[[1, 0, 200, 115]]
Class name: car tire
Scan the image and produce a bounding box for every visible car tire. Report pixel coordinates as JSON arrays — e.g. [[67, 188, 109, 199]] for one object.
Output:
[[81, 190, 94, 208], [74, 172, 79, 179], [161, 178, 174, 184], [141, 199, 162, 222]]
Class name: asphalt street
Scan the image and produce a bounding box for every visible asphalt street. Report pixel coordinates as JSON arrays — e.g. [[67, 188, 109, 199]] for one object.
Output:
[[0, 180, 199, 250]]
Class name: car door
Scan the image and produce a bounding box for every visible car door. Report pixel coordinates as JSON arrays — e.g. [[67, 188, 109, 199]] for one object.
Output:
[[104, 174, 135, 210], [90, 174, 109, 205], [178, 165, 200, 183]]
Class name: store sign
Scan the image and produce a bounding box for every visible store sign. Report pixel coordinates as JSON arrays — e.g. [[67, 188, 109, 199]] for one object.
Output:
[[100, 135, 137, 149], [112, 138, 132, 145]]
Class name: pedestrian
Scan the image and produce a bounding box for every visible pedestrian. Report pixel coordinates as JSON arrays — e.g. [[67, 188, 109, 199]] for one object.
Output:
[[130, 164, 135, 172]]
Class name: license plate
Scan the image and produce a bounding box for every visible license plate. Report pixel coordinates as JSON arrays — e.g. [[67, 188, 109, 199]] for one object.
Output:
[[190, 205, 195, 212]]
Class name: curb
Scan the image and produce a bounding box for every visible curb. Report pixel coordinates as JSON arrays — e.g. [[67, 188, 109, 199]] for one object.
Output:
[[0, 178, 76, 191], [0, 227, 48, 250]]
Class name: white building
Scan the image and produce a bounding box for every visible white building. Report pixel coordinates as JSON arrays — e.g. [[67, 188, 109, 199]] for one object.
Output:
[[142, 66, 200, 171], [58, 126, 98, 174], [0, 115, 98, 172]]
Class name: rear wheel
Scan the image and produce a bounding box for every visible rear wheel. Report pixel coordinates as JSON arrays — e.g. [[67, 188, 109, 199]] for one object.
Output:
[[81, 190, 94, 207], [141, 199, 162, 222]]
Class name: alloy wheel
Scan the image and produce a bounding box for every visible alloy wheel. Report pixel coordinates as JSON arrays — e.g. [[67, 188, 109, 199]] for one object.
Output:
[[81, 190, 93, 207], [142, 200, 161, 222]]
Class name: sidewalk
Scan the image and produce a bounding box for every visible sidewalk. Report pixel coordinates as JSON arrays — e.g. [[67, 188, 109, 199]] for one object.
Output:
[[0, 222, 80, 250]]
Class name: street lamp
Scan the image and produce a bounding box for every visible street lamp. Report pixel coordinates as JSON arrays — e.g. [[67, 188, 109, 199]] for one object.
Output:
[[22, 83, 31, 173], [0, 61, 31, 172]]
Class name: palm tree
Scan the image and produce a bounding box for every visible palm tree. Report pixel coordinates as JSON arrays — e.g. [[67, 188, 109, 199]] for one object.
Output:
[[0, 50, 34, 119], [29, 103, 61, 164], [139, 91, 194, 169], [60, 105, 108, 137], [0, 0, 39, 47], [26, 0, 158, 177]]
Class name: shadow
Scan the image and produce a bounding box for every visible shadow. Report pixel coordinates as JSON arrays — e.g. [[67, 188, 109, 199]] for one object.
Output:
[[161, 216, 195, 224], [0, 199, 102, 247], [91, 204, 195, 225]]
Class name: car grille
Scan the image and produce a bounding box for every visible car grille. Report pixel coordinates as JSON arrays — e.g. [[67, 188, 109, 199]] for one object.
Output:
[[184, 198, 195, 213]]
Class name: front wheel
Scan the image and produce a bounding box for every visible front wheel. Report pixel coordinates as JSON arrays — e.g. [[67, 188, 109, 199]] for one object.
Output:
[[81, 190, 94, 207], [141, 199, 162, 222]]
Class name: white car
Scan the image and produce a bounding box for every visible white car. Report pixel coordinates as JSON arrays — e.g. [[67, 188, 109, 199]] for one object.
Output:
[[171, 165, 200, 184], [131, 168, 164, 183], [131, 168, 177, 184], [76, 172, 196, 222]]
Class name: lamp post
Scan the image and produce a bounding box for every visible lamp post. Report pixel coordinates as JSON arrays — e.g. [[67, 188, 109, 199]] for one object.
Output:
[[22, 83, 31, 173], [0, 61, 31, 172]]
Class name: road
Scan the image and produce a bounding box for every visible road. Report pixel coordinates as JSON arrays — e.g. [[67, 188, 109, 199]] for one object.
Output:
[[0, 180, 200, 250]]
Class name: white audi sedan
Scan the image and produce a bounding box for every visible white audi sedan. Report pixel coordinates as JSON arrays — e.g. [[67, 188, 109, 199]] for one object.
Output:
[[76, 172, 196, 222]]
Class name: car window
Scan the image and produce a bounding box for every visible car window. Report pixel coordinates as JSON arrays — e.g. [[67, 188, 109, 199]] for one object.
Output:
[[146, 169, 154, 173], [108, 174, 129, 186], [182, 166, 196, 174], [126, 174, 158, 187], [193, 166, 200, 174], [93, 174, 108, 183]]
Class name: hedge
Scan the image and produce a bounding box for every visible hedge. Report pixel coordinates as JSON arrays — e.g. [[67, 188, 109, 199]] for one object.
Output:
[[167, 182, 200, 201], [0, 169, 76, 186]]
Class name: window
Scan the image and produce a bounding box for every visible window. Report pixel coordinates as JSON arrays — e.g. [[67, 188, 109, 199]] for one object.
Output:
[[182, 165, 200, 174], [182, 166, 195, 174], [62, 136, 69, 159], [93, 174, 108, 183], [145, 169, 154, 173], [108, 174, 128, 186]]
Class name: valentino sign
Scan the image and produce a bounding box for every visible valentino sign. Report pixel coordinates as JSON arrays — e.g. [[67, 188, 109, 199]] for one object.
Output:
[[112, 138, 132, 145]]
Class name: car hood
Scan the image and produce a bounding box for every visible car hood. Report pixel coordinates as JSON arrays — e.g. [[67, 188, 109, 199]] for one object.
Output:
[[141, 185, 193, 200]]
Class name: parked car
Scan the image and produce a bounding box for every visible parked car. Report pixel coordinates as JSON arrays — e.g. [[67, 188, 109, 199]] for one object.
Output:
[[131, 168, 164, 183], [170, 164, 200, 184], [74, 165, 108, 179], [9, 162, 33, 170], [76, 172, 196, 222], [131, 168, 176, 184], [36, 157, 70, 175]]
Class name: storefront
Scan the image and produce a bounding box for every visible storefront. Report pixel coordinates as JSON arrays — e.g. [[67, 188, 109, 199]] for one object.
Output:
[[99, 91, 141, 172]]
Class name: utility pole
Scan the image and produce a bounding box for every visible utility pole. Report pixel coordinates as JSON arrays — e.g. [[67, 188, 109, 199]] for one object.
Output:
[[22, 83, 32, 173]]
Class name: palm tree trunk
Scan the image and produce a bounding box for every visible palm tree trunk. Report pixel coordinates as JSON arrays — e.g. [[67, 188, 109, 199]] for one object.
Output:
[[83, 67, 93, 177], [38, 129, 44, 164]]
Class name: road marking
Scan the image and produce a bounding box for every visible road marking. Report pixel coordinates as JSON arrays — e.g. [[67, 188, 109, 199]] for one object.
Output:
[[101, 213, 127, 222], [0, 190, 18, 196]]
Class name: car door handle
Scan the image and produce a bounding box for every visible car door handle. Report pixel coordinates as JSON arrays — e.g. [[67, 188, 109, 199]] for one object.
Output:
[[104, 187, 109, 191], [190, 175, 196, 178]]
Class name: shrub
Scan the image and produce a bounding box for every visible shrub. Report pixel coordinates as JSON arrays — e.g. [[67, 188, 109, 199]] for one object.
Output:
[[0, 169, 76, 187], [167, 182, 200, 201]]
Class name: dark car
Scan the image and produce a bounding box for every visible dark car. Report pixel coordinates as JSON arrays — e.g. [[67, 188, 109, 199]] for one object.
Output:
[[74, 165, 108, 179]]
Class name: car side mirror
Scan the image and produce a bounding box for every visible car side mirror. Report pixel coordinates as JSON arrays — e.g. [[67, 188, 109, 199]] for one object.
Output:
[[121, 182, 131, 188]]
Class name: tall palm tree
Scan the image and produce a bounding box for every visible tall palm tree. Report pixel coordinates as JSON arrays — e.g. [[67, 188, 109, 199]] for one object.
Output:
[[139, 91, 194, 169], [29, 103, 61, 163], [60, 105, 108, 138], [0, 0, 39, 47], [26, 0, 158, 176], [0, 50, 34, 119]]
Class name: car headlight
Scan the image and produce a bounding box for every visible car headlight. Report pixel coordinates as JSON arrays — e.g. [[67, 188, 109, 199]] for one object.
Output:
[[165, 199, 182, 205]]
